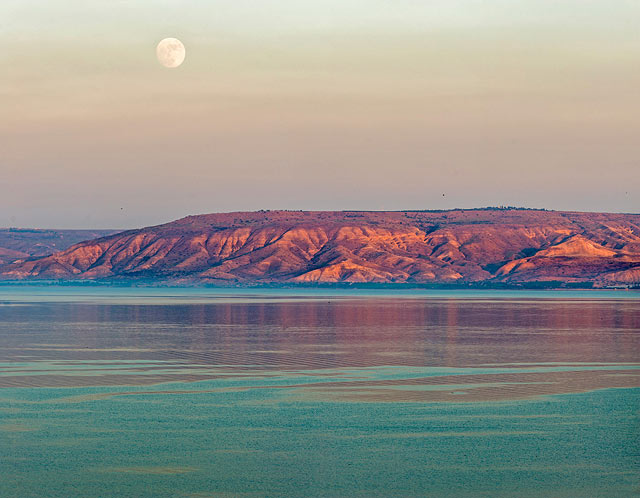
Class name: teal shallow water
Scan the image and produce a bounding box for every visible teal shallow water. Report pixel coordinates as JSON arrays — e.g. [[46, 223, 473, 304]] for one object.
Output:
[[1, 385, 638, 497], [0, 287, 638, 497]]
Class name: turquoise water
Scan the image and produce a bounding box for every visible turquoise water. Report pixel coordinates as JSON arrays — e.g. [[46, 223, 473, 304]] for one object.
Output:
[[1, 284, 639, 304], [0, 286, 638, 497]]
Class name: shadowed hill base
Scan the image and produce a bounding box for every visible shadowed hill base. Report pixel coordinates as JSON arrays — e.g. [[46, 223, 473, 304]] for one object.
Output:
[[1, 209, 639, 288]]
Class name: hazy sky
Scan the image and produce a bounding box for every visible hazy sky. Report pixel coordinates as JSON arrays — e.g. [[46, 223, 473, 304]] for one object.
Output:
[[1, 0, 639, 228]]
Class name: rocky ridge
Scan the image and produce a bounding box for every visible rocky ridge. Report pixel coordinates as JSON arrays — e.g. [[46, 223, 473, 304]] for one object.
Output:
[[1, 209, 639, 287]]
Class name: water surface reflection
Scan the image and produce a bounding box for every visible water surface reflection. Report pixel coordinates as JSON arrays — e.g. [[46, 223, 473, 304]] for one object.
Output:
[[1, 297, 638, 400]]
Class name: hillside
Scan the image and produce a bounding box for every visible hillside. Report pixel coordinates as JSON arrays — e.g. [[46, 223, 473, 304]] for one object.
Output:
[[1, 209, 639, 287], [0, 229, 117, 265]]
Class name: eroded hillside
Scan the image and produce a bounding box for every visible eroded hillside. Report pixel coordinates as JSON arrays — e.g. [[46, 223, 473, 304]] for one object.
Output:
[[1, 210, 639, 287]]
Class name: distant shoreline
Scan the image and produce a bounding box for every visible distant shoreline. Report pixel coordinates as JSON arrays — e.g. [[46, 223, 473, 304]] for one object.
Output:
[[1, 279, 638, 291]]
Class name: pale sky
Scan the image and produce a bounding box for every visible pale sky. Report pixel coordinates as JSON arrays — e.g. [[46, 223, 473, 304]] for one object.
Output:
[[1, 0, 639, 228]]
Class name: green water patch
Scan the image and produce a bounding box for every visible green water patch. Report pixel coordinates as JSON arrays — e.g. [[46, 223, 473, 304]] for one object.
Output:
[[0, 381, 638, 497]]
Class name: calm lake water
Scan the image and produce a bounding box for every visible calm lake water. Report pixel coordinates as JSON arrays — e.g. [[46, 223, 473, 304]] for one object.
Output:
[[0, 286, 638, 497]]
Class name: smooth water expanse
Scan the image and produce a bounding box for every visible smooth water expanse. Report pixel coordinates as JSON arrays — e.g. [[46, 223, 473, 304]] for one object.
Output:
[[0, 286, 638, 497]]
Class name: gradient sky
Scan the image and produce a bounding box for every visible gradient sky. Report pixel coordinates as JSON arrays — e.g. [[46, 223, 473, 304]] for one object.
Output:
[[1, 0, 639, 228]]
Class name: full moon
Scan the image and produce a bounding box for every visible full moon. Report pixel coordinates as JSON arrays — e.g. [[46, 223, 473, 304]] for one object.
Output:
[[156, 38, 185, 68]]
